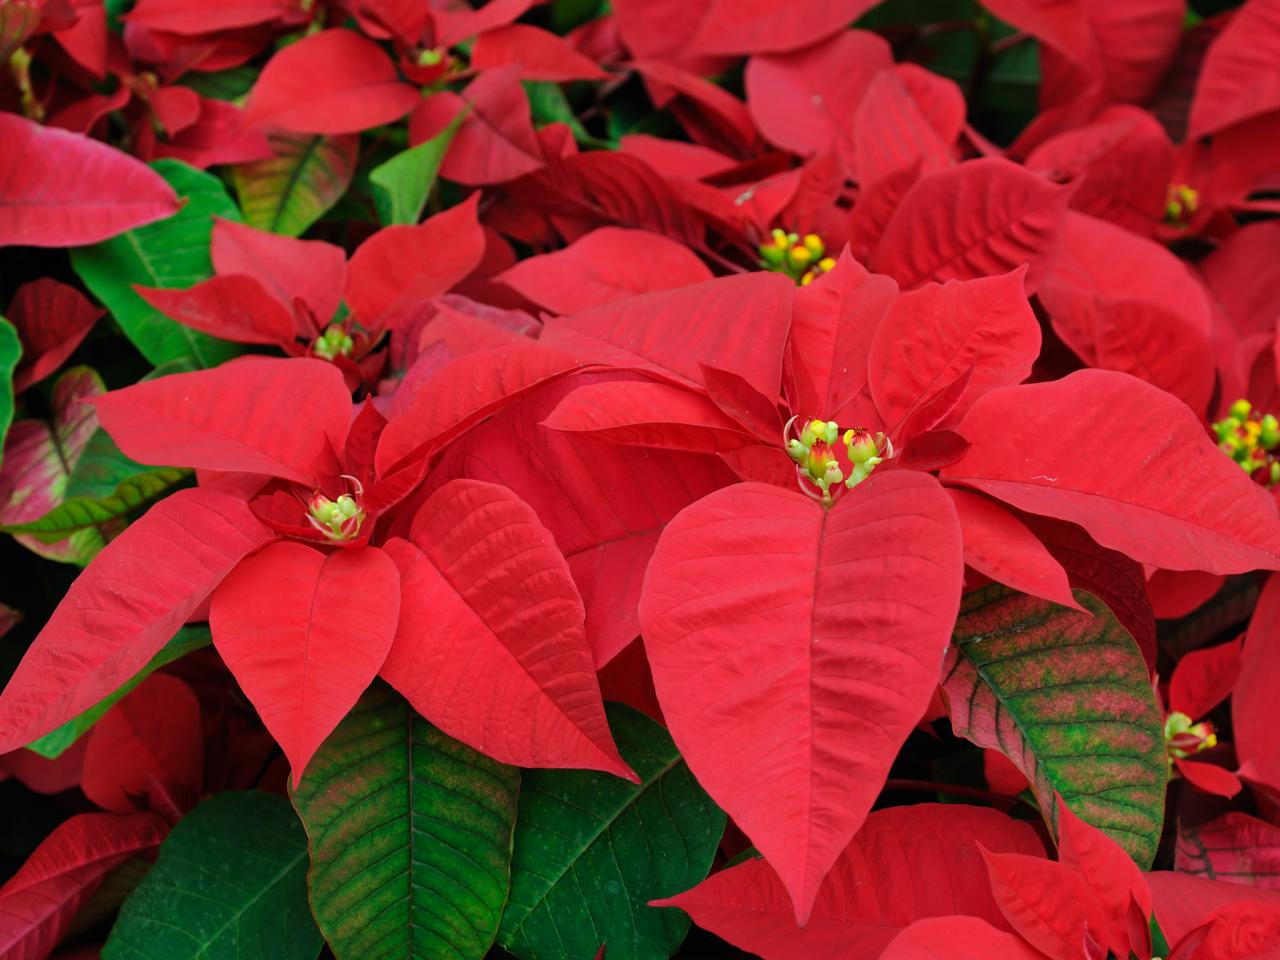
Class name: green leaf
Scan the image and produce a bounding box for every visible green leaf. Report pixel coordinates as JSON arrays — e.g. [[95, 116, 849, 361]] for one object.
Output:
[[943, 586, 1167, 866], [70, 160, 245, 369], [369, 113, 463, 226], [290, 684, 520, 960], [524, 82, 614, 149], [180, 66, 257, 102], [25, 626, 211, 758], [499, 704, 726, 960], [4, 466, 190, 542], [233, 131, 359, 236], [103, 791, 322, 960], [63, 428, 162, 501], [0, 317, 21, 472]]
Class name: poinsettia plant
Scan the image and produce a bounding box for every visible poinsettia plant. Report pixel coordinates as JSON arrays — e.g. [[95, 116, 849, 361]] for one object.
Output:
[[4, 0, 1280, 958]]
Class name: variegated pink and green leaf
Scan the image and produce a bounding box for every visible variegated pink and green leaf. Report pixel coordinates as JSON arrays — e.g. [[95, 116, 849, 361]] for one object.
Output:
[[942, 585, 1166, 866], [0, 367, 107, 564], [232, 132, 359, 237]]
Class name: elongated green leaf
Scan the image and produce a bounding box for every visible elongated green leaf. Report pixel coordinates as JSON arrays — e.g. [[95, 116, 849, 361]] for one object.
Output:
[[4, 466, 190, 542], [370, 114, 463, 226], [943, 586, 1166, 866], [70, 160, 245, 369], [499, 704, 726, 960], [233, 131, 358, 236], [25, 626, 211, 758], [103, 791, 322, 960], [291, 684, 520, 960], [525, 82, 613, 149], [0, 318, 19, 470]]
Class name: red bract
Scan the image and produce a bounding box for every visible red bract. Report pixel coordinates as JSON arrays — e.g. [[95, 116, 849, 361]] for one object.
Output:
[[541, 253, 1280, 919], [0, 356, 632, 785]]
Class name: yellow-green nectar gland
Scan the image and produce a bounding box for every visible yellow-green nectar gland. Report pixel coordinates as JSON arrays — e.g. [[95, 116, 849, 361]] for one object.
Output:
[[1213, 399, 1280, 486], [1165, 183, 1200, 226], [1165, 710, 1217, 765], [759, 230, 836, 286], [313, 324, 355, 361], [307, 478, 366, 541], [785, 417, 888, 505]]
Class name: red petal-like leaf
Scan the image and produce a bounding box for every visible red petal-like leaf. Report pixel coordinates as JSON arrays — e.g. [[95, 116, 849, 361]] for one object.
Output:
[[94, 357, 350, 485], [495, 227, 712, 315], [949, 489, 1080, 610], [0, 812, 168, 959], [417, 377, 733, 668], [1236, 573, 1280, 794], [880, 917, 1047, 960], [8, 279, 103, 393], [745, 31, 892, 157], [379, 480, 632, 778], [982, 848, 1109, 960], [1170, 636, 1242, 720], [81, 673, 204, 814], [244, 29, 420, 135], [653, 803, 1045, 959], [685, 0, 882, 55], [942, 371, 1280, 573], [125, 0, 297, 34], [852, 69, 953, 185], [134, 275, 297, 347], [376, 342, 588, 473], [872, 157, 1072, 291], [211, 217, 345, 334], [543, 380, 758, 454], [344, 194, 484, 330], [1056, 797, 1153, 959], [639, 474, 963, 921], [0, 113, 179, 248], [211, 542, 400, 784], [541, 271, 793, 400], [869, 268, 1039, 432], [1150, 871, 1280, 947], [471, 23, 608, 82], [0, 489, 272, 754], [1176, 758, 1243, 798], [1176, 813, 1280, 888], [1189, 0, 1280, 139], [785, 251, 897, 425]]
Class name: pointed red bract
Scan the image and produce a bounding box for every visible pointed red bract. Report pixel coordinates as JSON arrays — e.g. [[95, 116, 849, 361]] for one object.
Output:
[[852, 69, 954, 185], [541, 272, 793, 400], [81, 673, 204, 814], [94, 358, 351, 485], [653, 804, 1045, 959], [1236, 573, 1280, 795], [981, 847, 1109, 960], [211, 218, 345, 332], [344, 194, 485, 330], [1170, 636, 1242, 720], [1189, 0, 1280, 139], [379, 480, 633, 779], [0, 812, 169, 960], [7, 279, 103, 393], [495, 227, 712, 315], [949, 489, 1080, 611], [879, 917, 1048, 960], [869, 268, 1039, 432], [211, 542, 401, 785], [244, 29, 420, 134], [942, 371, 1280, 574], [471, 23, 608, 82], [0, 489, 271, 754], [872, 158, 1072, 291], [125, 0, 297, 34], [0, 113, 179, 248], [1176, 813, 1280, 889], [134, 275, 297, 346], [639, 474, 963, 922]]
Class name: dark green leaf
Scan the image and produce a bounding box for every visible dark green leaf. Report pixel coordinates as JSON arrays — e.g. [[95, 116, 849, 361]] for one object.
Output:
[[369, 113, 464, 226], [525, 82, 614, 149], [499, 704, 726, 960], [291, 684, 520, 960], [180, 66, 258, 102], [25, 626, 211, 758], [943, 586, 1167, 866], [70, 160, 245, 369], [103, 791, 322, 960]]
